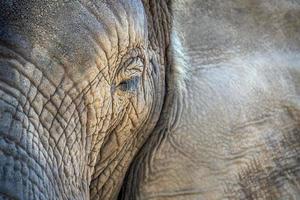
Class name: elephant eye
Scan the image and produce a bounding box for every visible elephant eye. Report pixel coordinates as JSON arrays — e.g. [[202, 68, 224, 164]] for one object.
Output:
[[118, 76, 140, 92], [116, 55, 144, 92]]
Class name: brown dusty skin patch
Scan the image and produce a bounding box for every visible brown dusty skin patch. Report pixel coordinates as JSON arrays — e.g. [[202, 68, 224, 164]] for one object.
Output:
[[224, 127, 300, 200]]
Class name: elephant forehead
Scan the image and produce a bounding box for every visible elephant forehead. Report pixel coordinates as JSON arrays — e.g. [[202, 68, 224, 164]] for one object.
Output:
[[47, 0, 147, 76], [62, 0, 148, 54], [0, 0, 147, 83]]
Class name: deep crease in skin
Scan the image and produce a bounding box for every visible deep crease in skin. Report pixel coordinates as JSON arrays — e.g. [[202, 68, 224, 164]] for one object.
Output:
[[0, 0, 167, 199], [0, 44, 94, 198], [0, 83, 63, 198]]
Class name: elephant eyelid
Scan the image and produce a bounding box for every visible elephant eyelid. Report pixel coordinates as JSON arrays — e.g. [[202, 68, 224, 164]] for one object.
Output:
[[124, 57, 144, 72], [116, 50, 145, 77], [114, 50, 145, 92]]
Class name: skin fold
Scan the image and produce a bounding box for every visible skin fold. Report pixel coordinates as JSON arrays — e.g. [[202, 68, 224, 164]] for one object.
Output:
[[0, 0, 299, 200], [0, 0, 170, 199], [120, 0, 300, 200]]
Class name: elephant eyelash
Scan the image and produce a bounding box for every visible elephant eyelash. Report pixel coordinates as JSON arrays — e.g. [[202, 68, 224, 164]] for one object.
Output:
[[117, 76, 140, 92], [114, 55, 144, 92], [113, 47, 146, 93]]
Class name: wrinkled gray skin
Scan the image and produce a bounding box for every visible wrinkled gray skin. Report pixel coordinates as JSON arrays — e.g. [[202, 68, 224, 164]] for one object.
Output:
[[120, 0, 300, 200], [0, 0, 170, 199], [0, 1, 300, 200]]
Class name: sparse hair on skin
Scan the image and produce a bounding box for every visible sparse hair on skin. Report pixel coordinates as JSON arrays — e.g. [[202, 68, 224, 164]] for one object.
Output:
[[284, 95, 300, 121], [165, 29, 189, 131], [169, 29, 189, 94]]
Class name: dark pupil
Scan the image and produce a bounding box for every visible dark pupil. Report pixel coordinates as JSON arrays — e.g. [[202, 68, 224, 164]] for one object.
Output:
[[119, 76, 140, 91]]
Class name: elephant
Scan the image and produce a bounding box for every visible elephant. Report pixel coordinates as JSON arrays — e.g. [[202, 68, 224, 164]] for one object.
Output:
[[0, 0, 180, 199], [119, 0, 300, 199], [0, 0, 300, 200]]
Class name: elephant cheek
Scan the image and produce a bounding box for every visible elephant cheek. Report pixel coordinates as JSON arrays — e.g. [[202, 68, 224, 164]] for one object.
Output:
[[0, 89, 52, 199], [0, 59, 88, 199], [0, 61, 47, 199]]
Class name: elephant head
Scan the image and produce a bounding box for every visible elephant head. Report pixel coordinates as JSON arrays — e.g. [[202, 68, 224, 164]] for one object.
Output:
[[0, 0, 184, 199]]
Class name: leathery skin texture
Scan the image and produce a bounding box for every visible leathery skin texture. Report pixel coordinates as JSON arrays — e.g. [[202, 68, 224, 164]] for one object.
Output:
[[0, 0, 167, 199], [119, 0, 300, 200], [1, 0, 300, 200]]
